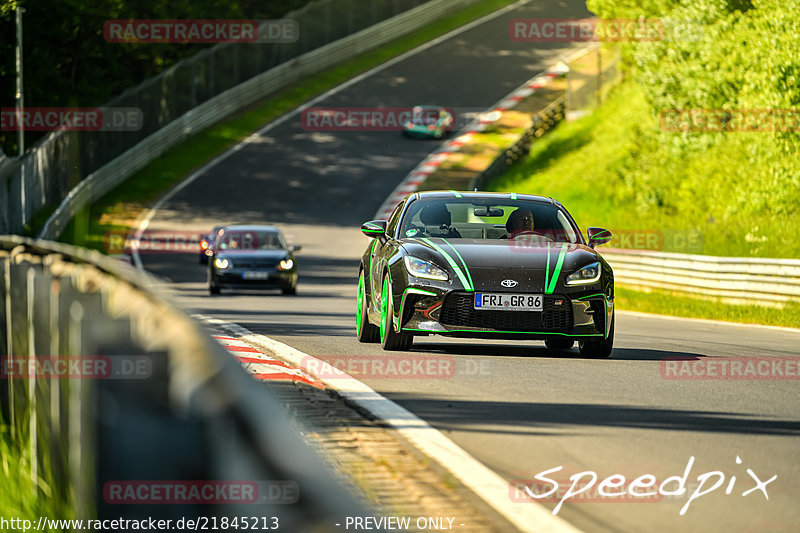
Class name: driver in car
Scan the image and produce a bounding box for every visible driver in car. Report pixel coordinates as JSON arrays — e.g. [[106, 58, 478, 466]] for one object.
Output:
[[504, 208, 535, 238]]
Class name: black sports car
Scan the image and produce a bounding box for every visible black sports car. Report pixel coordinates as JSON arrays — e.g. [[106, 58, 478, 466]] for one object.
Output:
[[208, 225, 300, 295], [356, 191, 615, 356]]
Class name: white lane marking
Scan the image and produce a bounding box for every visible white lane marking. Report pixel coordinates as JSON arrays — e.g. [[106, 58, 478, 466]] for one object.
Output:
[[617, 310, 800, 334], [131, 0, 532, 270], [197, 315, 582, 533]]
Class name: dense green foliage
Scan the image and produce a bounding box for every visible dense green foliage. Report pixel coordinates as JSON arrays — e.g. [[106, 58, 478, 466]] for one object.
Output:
[[0, 0, 309, 155], [492, 0, 800, 258]]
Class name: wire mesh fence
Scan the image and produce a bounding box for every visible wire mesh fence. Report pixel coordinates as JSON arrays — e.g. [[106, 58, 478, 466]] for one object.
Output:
[[565, 44, 622, 119]]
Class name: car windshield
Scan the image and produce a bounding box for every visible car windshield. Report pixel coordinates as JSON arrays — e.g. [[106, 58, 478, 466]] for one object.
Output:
[[411, 107, 441, 125], [399, 198, 580, 244], [217, 230, 286, 251]]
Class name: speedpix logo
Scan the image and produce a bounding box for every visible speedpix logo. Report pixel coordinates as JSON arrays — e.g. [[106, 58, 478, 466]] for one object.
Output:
[[511, 456, 776, 516]]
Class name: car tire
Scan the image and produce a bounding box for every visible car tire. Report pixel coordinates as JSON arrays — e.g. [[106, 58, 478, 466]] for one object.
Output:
[[579, 314, 614, 358], [282, 286, 297, 296], [209, 284, 220, 295], [379, 273, 412, 351], [545, 338, 574, 351], [356, 271, 379, 343]]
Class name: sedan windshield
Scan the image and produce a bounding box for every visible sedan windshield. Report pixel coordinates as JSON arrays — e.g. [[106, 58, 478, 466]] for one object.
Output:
[[399, 198, 580, 244], [217, 230, 286, 251]]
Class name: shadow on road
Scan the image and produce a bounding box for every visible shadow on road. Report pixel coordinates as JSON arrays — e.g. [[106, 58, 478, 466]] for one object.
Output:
[[374, 395, 800, 436]]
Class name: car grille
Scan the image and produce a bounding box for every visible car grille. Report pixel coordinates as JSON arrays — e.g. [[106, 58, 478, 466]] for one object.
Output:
[[232, 259, 278, 269], [439, 292, 573, 331]]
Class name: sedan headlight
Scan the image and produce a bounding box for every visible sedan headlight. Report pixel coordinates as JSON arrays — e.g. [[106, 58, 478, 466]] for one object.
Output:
[[404, 256, 449, 281], [278, 258, 294, 271], [214, 257, 231, 270], [566, 262, 601, 285]]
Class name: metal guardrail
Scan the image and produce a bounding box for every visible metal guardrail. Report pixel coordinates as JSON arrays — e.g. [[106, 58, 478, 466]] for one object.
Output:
[[0, 235, 371, 528], [602, 249, 800, 304]]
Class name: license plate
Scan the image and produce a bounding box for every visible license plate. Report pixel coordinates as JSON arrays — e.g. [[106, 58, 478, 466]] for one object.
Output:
[[474, 293, 542, 311], [242, 271, 270, 280]]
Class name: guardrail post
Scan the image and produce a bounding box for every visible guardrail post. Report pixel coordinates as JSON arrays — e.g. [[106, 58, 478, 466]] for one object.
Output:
[[68, 300, 85, 517], [26, 266, 38, 489], [49, 277, 66, 504]]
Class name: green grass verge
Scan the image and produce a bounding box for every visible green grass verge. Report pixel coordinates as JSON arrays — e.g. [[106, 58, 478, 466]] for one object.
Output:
[[615, 285, 800, 330], [0, 423, 69, 520], [488, 79, 800, 258], [58, 0, 518, 252]]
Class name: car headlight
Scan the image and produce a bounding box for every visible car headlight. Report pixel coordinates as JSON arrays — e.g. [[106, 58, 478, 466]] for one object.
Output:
[[278, 258, 294, 271], [566, 262, 601, 285], [214, 257, 231, 270], [404, 256, 449, 281]]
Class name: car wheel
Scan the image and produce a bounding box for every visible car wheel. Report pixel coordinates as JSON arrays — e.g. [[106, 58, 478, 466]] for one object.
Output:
[[356, 271, 379, 343], [282, 286, 297, 295], [579, 314, 614, 358], [209, 284, 220, 295], [379, 274, 412, 351], [545, 338, 574, 351]]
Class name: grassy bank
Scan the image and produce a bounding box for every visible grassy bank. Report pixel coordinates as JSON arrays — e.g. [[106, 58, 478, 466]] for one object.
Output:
[[488, 0, 799, 326], [615, 286, 800, 330], [59, 0, 518, 252], [488, 78, 800, 258]]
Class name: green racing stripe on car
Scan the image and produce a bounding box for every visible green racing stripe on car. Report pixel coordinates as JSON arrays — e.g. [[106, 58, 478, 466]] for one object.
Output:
[[510, 192, 516, 200], [420, 237, 472, 291], [545, 243, 568, 294], [393, 287, 438, 332], [577, 293, 606, 300], [401, 327, 602, 336], [450, 190, 463, 198], [441, 238, 474, 291]]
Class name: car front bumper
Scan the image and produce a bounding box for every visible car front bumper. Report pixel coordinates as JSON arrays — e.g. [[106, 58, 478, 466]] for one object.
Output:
[[395, 284, 612, 340], [214, 269, 297, 289]]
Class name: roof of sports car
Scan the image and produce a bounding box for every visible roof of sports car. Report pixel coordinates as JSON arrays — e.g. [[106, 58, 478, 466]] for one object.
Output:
[[413, 190, 557, 204]]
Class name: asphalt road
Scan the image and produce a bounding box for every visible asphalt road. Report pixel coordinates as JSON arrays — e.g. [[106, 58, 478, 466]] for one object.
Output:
[[139, 2, 800, 532]]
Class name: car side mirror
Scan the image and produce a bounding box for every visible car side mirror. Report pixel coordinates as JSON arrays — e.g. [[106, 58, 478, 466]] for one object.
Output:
[[290, 245, 302, 253], [361, 220, 387, 238], [587, 227, 612, 248]]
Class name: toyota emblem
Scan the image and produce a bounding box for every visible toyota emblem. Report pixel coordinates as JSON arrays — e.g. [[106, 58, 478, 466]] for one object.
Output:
[[501, 279, 518, 288]]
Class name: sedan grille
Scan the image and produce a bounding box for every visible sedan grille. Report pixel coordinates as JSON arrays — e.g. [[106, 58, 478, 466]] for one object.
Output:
[[439, 292, 573, 332], [232, 259, 279, 269]]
